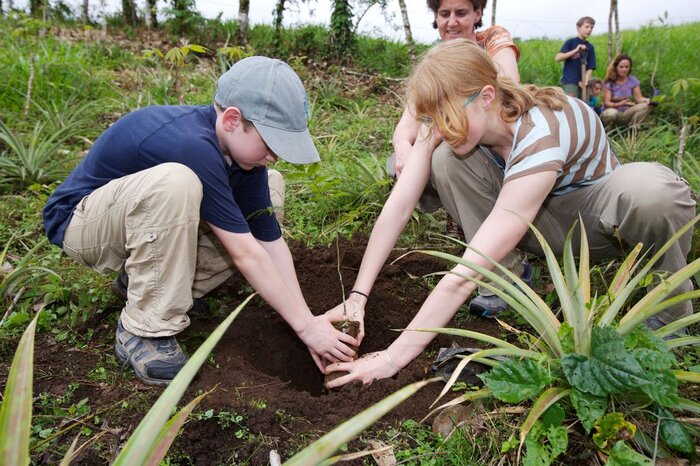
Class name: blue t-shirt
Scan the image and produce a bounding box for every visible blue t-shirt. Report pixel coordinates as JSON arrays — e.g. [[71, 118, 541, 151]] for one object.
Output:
[[559, 37, 596, 84], [43, 105, 281, 247]]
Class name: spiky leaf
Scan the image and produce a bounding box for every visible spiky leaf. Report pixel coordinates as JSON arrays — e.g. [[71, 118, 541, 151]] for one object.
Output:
[[479, 358, 551, 403]]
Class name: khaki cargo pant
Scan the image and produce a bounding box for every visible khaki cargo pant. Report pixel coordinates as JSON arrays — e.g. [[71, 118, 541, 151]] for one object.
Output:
[[429, 145, 696, 324], [387, 147, 526, 296], [62, 163, 285, 337]]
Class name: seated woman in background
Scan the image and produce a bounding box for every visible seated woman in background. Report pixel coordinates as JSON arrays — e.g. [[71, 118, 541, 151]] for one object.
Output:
[[601, 54, 653, 128]]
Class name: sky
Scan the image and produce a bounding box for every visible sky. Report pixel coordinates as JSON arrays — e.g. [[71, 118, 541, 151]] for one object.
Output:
[[12, 0, 700, 41]]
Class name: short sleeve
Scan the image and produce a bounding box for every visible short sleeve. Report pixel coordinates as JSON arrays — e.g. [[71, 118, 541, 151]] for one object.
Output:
[[476, 25, 520, 61]]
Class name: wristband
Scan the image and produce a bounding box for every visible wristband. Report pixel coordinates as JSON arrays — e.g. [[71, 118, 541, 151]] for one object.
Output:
[[348, 290, 369, 300]]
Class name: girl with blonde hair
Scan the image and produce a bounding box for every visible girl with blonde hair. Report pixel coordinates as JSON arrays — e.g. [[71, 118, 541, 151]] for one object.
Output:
[[324, 39, 695, 387]]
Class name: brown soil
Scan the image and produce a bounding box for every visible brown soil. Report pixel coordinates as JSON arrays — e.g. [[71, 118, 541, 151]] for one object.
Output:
[[10, 236, 506, 465]]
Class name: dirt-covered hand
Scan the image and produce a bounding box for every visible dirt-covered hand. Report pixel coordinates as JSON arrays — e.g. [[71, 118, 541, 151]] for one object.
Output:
[[297, 315, 358, 368], [324, 350, 397, 389], [324, 295, 366, 346]]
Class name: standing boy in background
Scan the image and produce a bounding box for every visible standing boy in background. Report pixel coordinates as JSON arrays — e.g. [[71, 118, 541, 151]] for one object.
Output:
[[556, 16, 596, 98]]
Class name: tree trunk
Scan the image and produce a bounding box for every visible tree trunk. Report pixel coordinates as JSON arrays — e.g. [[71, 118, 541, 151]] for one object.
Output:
[[146, 0, 157, 28], [329, 0, 354, 62], [397, 0, 415, 64], [273, 0, 286, 51], [491, 0, 497, 26], [81, 0, 89, 23], [614, 4, 621, 57], [237, 0, 250, 44], [122, 0, 138, 26], [607, 0, 617, 63]]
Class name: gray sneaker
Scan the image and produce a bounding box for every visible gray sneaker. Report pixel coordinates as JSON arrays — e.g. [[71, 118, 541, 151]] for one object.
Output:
[[645, 315, 689, 340], [469, 261, 534, 319], [115, 319, 188, 386]]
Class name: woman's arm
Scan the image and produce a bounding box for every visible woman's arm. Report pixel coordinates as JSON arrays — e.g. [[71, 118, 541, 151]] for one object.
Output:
[[632, 84, 649, 104], [325, 170, 558, 387], [492, 47, 520, 83], [391, 106, 421, 177], [323, 126, 439, 344]]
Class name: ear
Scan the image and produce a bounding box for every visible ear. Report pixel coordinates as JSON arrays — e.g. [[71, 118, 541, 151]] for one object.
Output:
[[221, 106, 243, 131], [474, 5, 483, 23], [479, 85, 497, 109]]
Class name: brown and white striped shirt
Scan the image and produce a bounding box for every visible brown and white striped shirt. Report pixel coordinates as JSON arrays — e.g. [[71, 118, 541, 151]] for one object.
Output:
[[503, 96, 619, 195]]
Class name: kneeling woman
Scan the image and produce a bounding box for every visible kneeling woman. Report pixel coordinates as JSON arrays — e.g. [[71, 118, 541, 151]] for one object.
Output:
[[323, 39, 695, 387]]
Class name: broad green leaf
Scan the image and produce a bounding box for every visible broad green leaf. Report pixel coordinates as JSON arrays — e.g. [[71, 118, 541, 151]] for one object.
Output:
[[113, 294, 254, 465], [286, 379, 436, 465], [659, 413, 695, 456], [558, 322, 575, 354], [569, 388, 606, 433], [480, 358, 551, 403], [605, 441, 653, 466], [0, 311, 40, 466], [431, 347, 542, 409], [640, 369, 678, 408], [561, 327, 650, 396], [593, 413, 636, 450]]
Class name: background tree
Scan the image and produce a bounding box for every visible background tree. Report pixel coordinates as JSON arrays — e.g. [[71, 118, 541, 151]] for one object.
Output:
[[146, 0, 157, 28], [122, 0, 138, 26], [607, 0, 621, 63], [29, 0, 47, 19], [237, 0, 250, 44], [81, 0, 88, 23], [397, 0, 415, 64], [329, 0, 354, 62], [273, 0, 286, 52], [491, 0, 496, 25]]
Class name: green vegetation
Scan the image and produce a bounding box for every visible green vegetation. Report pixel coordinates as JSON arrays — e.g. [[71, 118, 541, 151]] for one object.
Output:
[[0, 9, 698, 464]]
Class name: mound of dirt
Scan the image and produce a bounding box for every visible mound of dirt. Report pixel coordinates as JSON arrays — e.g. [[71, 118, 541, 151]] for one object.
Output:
[[22, 236, 503, 464]]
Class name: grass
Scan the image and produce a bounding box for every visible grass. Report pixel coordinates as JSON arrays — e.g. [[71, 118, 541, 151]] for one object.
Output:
[[0, 12, 698, 465]]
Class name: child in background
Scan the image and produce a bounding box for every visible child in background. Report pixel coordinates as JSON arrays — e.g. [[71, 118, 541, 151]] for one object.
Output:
[[587, 78, 603, 115], [555, 16, 597, 98]]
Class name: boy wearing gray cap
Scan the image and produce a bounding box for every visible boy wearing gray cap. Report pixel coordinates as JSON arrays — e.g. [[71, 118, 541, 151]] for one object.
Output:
[[43, 57, 358, 386]]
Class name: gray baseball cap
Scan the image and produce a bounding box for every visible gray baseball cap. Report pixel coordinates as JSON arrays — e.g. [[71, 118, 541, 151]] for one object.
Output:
[[215, 56, 320, 165]]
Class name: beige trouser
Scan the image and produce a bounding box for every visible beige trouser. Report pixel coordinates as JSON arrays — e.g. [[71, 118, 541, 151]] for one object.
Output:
[[430, 147, 696, 324], [62, 163, 286, 337], [601, 103, 653, 128], [388, 146, 526, 296]]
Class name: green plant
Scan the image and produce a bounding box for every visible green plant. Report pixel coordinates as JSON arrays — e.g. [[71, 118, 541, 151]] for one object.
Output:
[[413, 215, 700, 463], [0, 294, 255, 465], [142, 44, 207, 104], [0, 118, 81, 192], [286, 378, 436, 465], [0, 233, 61, 331]]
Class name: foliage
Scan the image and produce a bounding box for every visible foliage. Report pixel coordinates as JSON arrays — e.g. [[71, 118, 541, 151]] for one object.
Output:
[[286, 379, 435, 464], [0, 118, 82, 192], [0, 294, 255, 465], [414, 215, 700, 463]]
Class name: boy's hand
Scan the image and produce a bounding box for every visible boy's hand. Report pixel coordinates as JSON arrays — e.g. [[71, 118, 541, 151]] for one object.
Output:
[[324, 294, 366, 345], [324, 350, 398, 389], [297, 315, 358, 372]]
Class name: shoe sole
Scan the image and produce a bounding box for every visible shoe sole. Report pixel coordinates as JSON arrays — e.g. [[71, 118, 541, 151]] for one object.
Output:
[[115, 344, 172, 387]]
